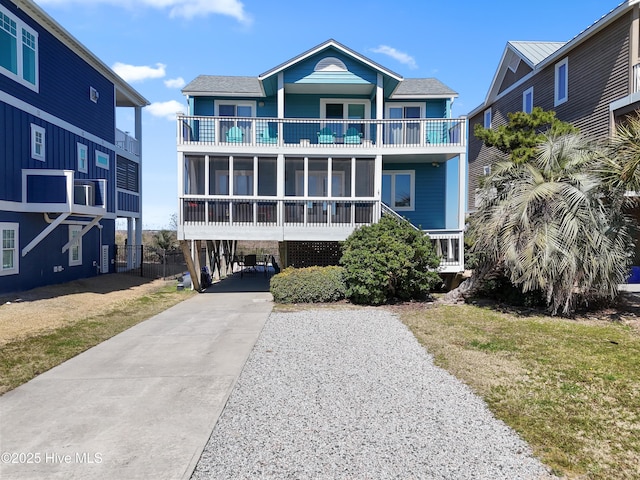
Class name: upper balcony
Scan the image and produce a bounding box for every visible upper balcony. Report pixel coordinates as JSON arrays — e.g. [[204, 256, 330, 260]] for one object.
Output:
[[115, 128, 140, 157], [177, 116, 466, 155]]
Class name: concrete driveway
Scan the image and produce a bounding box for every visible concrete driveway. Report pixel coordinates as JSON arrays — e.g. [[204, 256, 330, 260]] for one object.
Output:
[[0, 272, 273, 479]]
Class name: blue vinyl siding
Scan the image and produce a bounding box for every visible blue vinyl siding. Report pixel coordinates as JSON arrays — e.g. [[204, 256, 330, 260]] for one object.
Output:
[[118, 191, 140, 213], [383, 161, 446, 229], [284, 50, 377, 85], [0, 102, 115, 211], [0, 212, 114, 294], [0, 0, 115, 142], [192, 96, 278, 118]]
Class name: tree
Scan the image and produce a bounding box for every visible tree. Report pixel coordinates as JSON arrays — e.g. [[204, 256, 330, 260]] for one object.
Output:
[[474, 107, 577, 164], [468, 133, 633, 315], [600, 114, 640, 201], [340, 215, 441, 305]]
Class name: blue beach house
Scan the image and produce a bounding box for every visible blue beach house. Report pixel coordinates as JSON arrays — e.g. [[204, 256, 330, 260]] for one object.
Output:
[[177, 40, 466, 272], [0, 0, 148, 293]]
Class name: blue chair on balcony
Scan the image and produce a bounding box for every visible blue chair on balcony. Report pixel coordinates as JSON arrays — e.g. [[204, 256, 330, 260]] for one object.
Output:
[[260, 126, 278, 144], [344, 127, 363, 144], [226, 126, 244, 143], [317, 127, 335, 144]]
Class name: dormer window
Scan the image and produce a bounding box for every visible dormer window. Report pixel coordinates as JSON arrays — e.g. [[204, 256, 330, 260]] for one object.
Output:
[[314, 57, 347, 72]]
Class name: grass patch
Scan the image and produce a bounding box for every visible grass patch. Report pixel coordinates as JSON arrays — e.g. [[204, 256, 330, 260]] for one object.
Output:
[[401, 304, 640, 479], [0, 285, 195, 395]]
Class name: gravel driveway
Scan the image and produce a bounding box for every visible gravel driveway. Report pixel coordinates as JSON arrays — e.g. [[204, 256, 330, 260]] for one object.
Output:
[[192, 308, 553, 480]]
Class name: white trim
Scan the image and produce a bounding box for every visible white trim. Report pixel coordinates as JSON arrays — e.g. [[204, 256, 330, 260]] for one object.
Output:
[[385, 102, 423, 119], [0, 222, 19, 276], [0, 90, 117, 152], [382, 170, 415, 211], [30, 123, 45, 161], [321, 98, 372, 120], [483, 108, 492, 129], [77, 142, 88, 173], [554, 57, 569, 107], [68, 224, 82, 266], [0, 4, 39, 92], [523, 86, 534, 113], [214, 100, 257, 117]]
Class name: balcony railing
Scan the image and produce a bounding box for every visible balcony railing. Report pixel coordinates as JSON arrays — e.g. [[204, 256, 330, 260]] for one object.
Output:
[[116, 128, 140, 156], [182, 197, 379, 228], [425, 229, 464, 271], [177, 116, 466, 149]]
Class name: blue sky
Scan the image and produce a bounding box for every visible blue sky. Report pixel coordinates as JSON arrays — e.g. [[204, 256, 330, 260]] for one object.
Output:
[[34, 0, 623, 229]]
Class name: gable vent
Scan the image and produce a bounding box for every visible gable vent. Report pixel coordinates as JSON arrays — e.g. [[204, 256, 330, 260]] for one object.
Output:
[[314, 57, 348, 72]]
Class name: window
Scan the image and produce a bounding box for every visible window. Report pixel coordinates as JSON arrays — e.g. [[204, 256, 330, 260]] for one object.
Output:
[[483, 165, 492, 176], [95, 150, 109, 169], [77, 143, 88, 174], [484, 108, 492, 129], [30, 123, 45, 161], [523, 87, 534, 113], [555, 58, 568, 106], [215, 101, 256, 142], [1, 223, 19, 276], [382, 171, 415, 211], [386, 103, 422, 144], [0, 5, 38, 91], [69, 225, 82, 266], [321, 99, 370, 138]]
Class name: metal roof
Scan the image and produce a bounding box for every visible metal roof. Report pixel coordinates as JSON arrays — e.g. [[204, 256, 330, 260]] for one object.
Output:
[[182, 76, 264, 96], [508, 41, 566, 67], [391, 78, 458, 98]]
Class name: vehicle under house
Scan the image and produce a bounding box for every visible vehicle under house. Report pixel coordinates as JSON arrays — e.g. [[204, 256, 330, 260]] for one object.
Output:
[[0, 0, 147, 293], [177, 40, 466, 273]]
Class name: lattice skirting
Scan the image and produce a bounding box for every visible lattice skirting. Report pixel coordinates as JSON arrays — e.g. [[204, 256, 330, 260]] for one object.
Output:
[[285, 241, 342, 268]]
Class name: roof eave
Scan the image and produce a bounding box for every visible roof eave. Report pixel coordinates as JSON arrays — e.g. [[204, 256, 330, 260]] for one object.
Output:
[[13, 0, 149, 106], [182, 91, 264, 97], [390, 93, 458, 100], [537, 0, 636, 70], [258, 39, 403, 82]]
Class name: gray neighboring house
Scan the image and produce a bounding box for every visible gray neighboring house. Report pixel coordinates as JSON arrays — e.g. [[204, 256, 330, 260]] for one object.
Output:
[[468, 0, 640, 214]]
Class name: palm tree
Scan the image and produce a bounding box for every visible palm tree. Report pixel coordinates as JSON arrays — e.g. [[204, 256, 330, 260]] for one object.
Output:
[[601, 114, 640, 199], [469, 133, 633, 316]]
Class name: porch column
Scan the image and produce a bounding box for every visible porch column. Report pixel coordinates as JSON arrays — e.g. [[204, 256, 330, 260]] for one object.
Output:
[[135, 217, 143, 268], [134, 106, 143, 245], [375, 154, 383, 222], [177, 152, 184, 237], [126, 218, 134, 270], [376, 73, 384, 145], [277, 72, 285, 118], [458, 149, 467, 270]]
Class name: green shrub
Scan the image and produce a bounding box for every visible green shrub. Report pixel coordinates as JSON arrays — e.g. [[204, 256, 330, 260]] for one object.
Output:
[[340, 215, 441, 305], [270, 266, 346, 303]]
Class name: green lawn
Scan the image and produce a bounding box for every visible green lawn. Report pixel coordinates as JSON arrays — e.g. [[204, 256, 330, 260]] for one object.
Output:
[[0, 285, 195, 395], [402, 303, 640, 479]]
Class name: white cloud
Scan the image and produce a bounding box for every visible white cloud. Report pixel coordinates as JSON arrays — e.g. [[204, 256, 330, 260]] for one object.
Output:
[[370, 45, 418, 70], [164, 77, 186, 89], [36, 0, 251, 24], [112, 62, 166, 83], [146, 100, 187, 120]]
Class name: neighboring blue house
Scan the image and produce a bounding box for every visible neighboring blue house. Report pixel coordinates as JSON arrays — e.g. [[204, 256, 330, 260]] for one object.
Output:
[[0, 0, 148, 293], [177, 39, 466, 272]]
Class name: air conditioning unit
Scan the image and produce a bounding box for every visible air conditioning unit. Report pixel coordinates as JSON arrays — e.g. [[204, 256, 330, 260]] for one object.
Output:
[[90, 86, 99, 103], [74, 183, 95, 206]]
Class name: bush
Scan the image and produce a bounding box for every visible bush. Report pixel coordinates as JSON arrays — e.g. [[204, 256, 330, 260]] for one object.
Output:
[[340, 215, 441, 305], [270, 266, 346, 303]]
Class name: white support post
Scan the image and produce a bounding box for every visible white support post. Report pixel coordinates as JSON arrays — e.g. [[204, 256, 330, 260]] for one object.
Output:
[[376, 73, 384, 145], [127, 218, 134, 270], [62, 216, 103, 253], [277, 72, 285, 142], [21, 212, 70, 257]]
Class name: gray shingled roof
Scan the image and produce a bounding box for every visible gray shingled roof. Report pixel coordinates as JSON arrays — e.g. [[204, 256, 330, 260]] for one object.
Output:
[[182, 75, 264, 96], [508, 41, 566, 66], [391, 78, 458, 97]]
